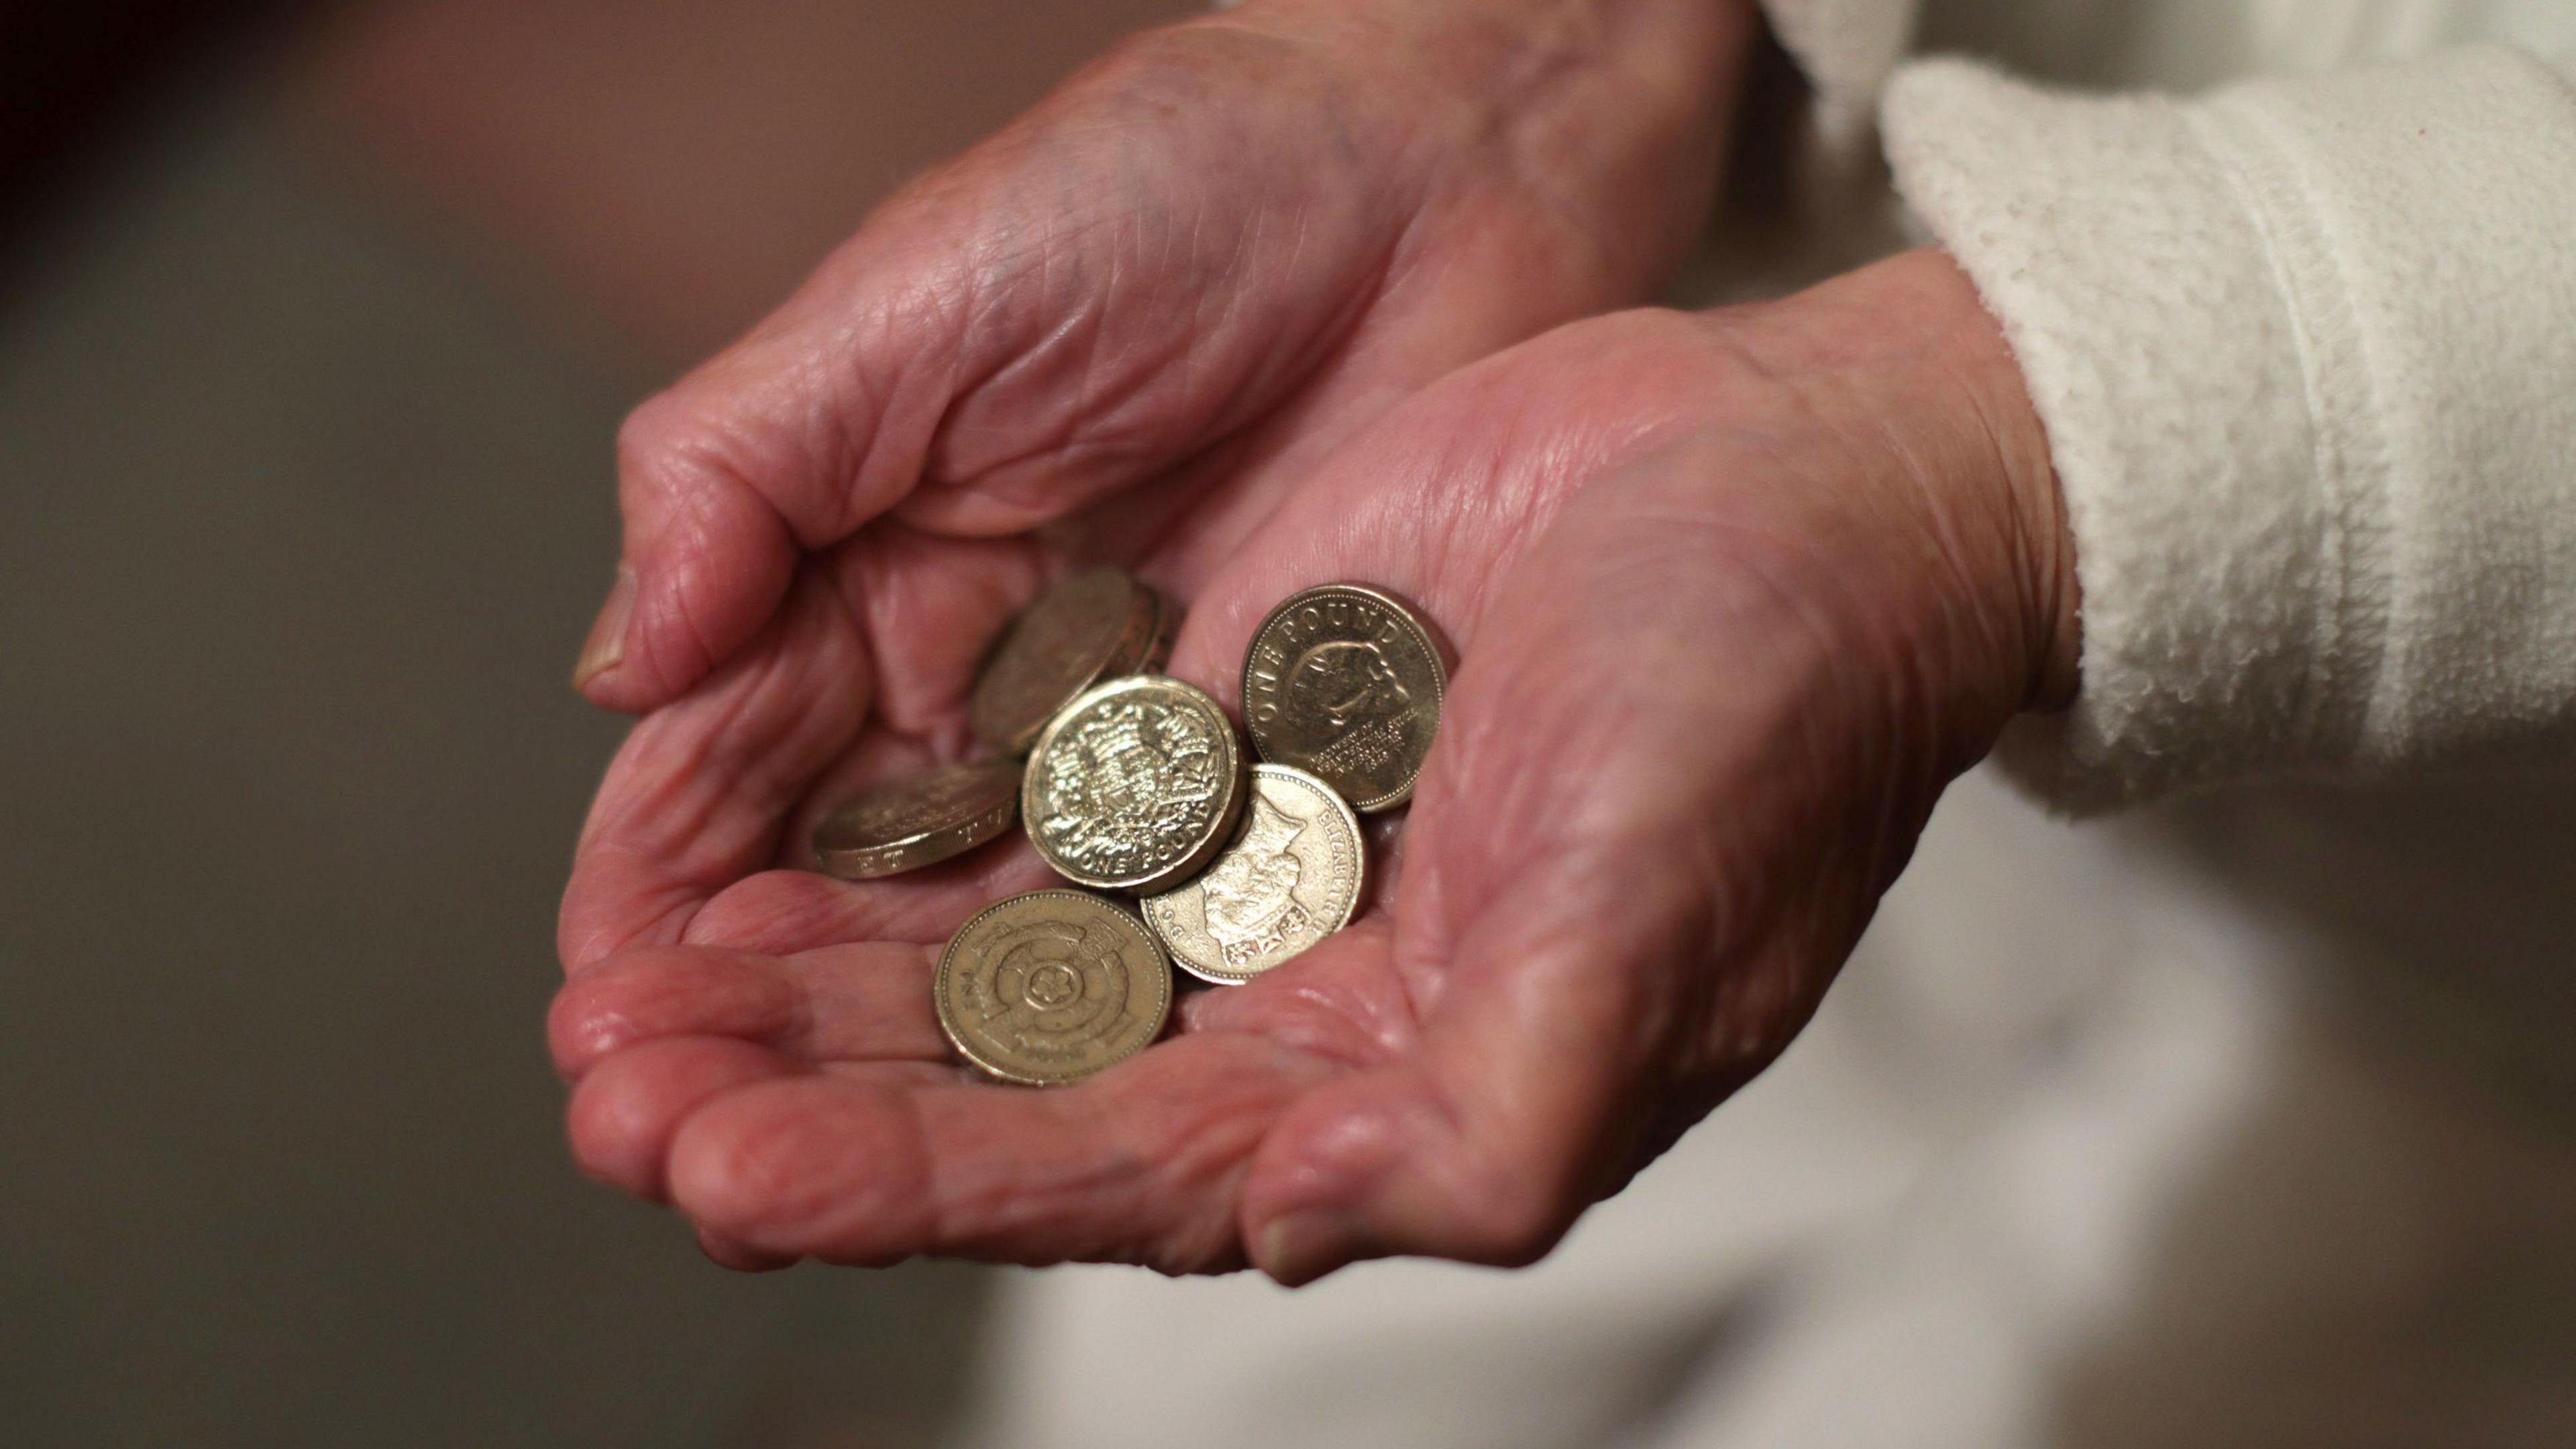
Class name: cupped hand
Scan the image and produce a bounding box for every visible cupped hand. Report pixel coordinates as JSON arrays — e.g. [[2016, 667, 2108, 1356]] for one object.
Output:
[[559, 0, 1755, 967], [552, 249, 2078, 1280]]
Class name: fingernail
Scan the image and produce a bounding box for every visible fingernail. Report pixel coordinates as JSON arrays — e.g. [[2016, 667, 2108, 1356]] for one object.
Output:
[[1256, 1209, 1371, 1288], [572, 565, 637, 691]]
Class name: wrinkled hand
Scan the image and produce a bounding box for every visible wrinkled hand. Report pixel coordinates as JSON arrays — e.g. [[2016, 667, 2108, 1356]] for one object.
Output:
[[567, 0, 1752, 717], [552, 0, 1754, 1270], [553, 249, 2078, 1280], [560, 0, 1754, 969]]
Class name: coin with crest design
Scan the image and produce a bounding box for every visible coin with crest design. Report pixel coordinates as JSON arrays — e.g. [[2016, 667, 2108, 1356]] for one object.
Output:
[[1241, 584, 1448, 811], [1023, 675, 1244, 892], [934, 890, 1171, 1085], [1142, 765, 1362, 985], [968, 567, 1167, 754], [810, 758, 1022, 879]]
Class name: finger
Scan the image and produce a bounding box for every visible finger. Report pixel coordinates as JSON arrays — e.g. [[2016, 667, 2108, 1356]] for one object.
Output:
[[574, 23, 1415, 710], [1172, 913, 1415, 1069], [819, 525, 1042, 739], [551, 949, 798, 1079], [559, 567, 870, 971], [682, 848, 1058, 957], [566, 1036, 806, 1199], [550, 942, 953, 1079], [661, 1033, 1336, 1271], [695, 1227, 797, 1273], [1238, 864, 1704, 1285]]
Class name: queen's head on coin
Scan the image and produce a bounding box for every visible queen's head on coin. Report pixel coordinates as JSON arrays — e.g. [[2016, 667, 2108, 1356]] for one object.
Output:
[[1199, 794, 1313, 969], [1289, 639, 1411, 733]]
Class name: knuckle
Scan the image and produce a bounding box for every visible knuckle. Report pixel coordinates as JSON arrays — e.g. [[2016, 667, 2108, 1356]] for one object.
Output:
[[612, 390, 709, 488], [614, 388, 767, 525]]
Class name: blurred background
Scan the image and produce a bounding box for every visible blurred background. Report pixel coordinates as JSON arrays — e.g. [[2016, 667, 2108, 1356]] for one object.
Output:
[[0, 1, 1185, 1443]]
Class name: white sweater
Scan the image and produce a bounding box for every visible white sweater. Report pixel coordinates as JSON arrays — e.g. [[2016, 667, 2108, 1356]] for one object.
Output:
[[1765, 1, 2576, 809]]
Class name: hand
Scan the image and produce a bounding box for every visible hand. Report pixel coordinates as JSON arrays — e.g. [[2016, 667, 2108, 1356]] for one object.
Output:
[[559, 0, 1756, 974], [551, 248, 2079, 1279], [555, 0, 1756, 1269]]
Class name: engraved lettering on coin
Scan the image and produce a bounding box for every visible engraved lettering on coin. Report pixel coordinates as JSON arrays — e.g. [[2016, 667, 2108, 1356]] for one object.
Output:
[[1024, 676, 1244, 892], [1242, 584, 1447, 810], [811, 758, 1021, 879], [1143, 764, 1362, 985], [969, 567, 1161, 753], [935, 890, 1171, 1085]]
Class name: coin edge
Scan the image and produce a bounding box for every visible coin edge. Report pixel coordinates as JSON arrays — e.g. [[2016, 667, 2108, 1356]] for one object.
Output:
[[812, 760, 1024, 879]]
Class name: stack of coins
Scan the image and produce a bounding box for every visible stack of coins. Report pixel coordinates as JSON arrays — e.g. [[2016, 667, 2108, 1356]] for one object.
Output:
[[809, 570, 1448, 1085]]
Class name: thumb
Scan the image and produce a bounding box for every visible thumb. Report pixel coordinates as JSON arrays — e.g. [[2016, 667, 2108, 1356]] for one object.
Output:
[[568, 266, 968, 710]]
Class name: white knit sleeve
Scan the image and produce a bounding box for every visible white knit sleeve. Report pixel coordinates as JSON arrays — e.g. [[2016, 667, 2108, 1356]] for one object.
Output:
[[1878, 47, 2576, 811]]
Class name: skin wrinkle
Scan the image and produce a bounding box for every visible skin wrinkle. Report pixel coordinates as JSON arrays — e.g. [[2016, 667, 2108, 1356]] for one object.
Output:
[[574, 580, 873, 959], [937, 193, 1343, 517], [942, 1083, 1146, 1265], [682, 1081, 901, 1258], [564, 0, 2070, 1278], [808, 292, 916, 543], [627, 445, 779, 690]]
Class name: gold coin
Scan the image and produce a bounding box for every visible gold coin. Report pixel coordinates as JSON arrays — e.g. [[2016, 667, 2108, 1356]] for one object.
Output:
[[934, 890, 1172, 1085], [1241, 583, 1448, 811], [1142, 765, 1362, 985], [969, 567, 1167, 754], [1023, 674, 1246, 893], [811, 758, 1022, 879]]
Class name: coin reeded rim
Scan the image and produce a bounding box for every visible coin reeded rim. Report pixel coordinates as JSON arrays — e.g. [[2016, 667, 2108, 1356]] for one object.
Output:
[[1142, 763, 1364, 986], [969, 566, 1153, 755], [932, 888, 1173, 1086], [1240, 582, 1450, 812], [1131, 584, 1177, 676], [1021, 673, 1247, 893], [810, 758, 1022, 880]]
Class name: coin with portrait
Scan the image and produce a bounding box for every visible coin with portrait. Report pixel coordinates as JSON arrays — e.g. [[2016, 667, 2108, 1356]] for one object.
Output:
[[810, 758, 1022, 879], [1142, 765, 1362, 985], [968, 566, 1166, 754], [934, 890, 1171, 1085], [1023, 674, 1246, 892], [1241, 583, 1448, 810]]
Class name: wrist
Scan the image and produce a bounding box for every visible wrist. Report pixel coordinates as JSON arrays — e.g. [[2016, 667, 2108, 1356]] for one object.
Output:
[[1719, 249, 2080, 725], [1893, 249, 2080, 714]]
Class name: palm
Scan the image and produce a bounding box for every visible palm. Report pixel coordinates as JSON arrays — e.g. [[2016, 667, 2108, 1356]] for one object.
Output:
[[556, 272, 2058, 1278], [560, 0, 1743, 953]]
